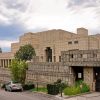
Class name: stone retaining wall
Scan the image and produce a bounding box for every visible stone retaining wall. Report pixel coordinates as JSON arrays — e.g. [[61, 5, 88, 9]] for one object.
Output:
[[0, 68, 11, 83], [26, 62, 74, 85]]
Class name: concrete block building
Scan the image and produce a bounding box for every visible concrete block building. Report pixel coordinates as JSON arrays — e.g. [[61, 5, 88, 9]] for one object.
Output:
[[0, 27, 100, 91], [1, 27, 100, 64]]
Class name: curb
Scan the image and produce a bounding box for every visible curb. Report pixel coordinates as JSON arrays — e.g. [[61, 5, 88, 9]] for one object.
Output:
[[24, 90, 95, 100]]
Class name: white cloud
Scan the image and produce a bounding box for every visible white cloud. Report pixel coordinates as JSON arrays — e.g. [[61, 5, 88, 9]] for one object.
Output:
[[18, 0, 100, 34], [0, 0, 100, 34], [0, 0, 100, 51], [0, 40, 18, 48]]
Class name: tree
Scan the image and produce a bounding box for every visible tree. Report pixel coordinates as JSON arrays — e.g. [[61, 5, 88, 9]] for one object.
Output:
[[11, 44, 35, 84], [15, 44, 36, 61], [10, 59, 28, 84]]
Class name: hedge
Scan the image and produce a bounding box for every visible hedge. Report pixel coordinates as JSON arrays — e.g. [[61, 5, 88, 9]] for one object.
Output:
[[23, 84, 35, 90]]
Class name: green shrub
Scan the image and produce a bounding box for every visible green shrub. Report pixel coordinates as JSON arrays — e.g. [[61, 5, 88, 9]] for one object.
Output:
[[60, 83, 68, 90], [64, 86, 81, 95], [54, 79, 68, 92], [76, 80, 90, 93], [55, 82, 68, 92], [23, 84, 35, 90], [63, 80, 90, 96], [75, 80, 83, 86], [47, 79, 68, 95], [81, 83, 90, 93]]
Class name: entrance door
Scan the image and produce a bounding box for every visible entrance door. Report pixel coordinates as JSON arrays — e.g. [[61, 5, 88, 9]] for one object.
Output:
[[94, 68, 100, 91], [73, 67, 83, 81]]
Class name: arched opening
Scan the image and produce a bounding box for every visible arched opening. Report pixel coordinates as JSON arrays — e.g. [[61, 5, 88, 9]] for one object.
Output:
[[45, 47, 52, 62]]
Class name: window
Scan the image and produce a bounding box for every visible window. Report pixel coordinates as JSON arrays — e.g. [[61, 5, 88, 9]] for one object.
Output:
[[54, 56, 56, 62], [74, 41, 78, 44], [68, 41, 72, 45], [70, 54, 73, 58], [59, 56, 61, 62]]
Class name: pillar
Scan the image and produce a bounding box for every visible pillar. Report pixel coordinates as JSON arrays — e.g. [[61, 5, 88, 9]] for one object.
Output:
[[6, 60, 8, 67], [4, 59, 7, 67], [4, 60, 5, 68], [8, 59, 11, 67], [2, 60, 4, 68], [8, 59, 9, 67], [84, 67, 94, 91], [1, 59, 3, 67]]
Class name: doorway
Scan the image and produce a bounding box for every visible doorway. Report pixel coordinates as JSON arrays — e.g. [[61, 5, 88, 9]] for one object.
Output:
[[73, 67, 83, 81], [94, 67, 100, 91], [45, 47, 52, 62]]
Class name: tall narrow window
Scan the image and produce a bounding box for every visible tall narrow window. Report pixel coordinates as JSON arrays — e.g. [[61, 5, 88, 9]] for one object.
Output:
[[54, 56, 56, 62], [59, 56, 61, 62], [70, 54, 73, 58]]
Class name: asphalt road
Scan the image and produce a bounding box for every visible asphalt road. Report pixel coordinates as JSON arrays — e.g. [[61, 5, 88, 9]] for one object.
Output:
[[1, 89, 100, 100], [0, 89, 61, 100]]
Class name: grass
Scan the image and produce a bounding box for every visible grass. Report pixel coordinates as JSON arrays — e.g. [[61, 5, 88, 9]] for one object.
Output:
[[31, 87, 47, 93]]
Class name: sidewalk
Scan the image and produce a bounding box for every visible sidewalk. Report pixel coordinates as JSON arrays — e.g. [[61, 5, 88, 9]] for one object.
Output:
[[56, 92, 100, 100], [24, 90, 100, 100]]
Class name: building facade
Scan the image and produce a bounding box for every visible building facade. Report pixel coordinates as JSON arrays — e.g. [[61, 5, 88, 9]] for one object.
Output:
[[1, 27, 100, 65], [10, 27, 100, 62], [61, 49, 100, 91], [0, 27, 100, 91]]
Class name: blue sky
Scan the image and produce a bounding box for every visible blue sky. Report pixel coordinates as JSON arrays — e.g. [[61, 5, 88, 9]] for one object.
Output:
[[0, 0, 100, 52]]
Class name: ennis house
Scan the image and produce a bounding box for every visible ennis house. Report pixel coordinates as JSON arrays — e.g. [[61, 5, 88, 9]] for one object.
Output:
[[0, 27, 100, 91]]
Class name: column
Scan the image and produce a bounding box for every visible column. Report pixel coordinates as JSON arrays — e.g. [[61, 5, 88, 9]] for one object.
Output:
[[6, 60, 8, 67], [2, 59, 4, 68], [9, 59, 11, 67], [1, 59, 3, 67], [5, 59, 7, 68], [8, 59, 11, 67], [84, 67, 94, 91], [4, 60, 5, 68]]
